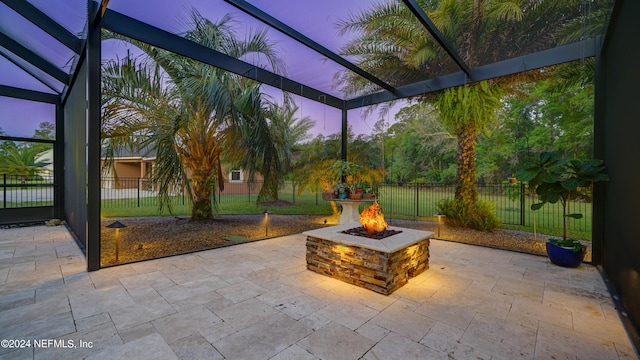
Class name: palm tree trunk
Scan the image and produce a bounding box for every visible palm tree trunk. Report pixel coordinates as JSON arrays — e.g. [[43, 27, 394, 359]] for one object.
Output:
[[190, 172, 213, 220], [258, 173, 279, 203], [329, 200, 340, 217], [455, 121, 478, 206]]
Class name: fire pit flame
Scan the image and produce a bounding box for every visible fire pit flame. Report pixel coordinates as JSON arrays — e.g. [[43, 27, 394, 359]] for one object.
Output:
[[360, 201, 388, 235]]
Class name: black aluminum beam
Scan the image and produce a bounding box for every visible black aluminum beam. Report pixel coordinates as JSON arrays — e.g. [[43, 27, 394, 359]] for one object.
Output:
[[225, 0, 396, 94], [0, 84, 59, 103], [341, 108, 348, 161], [346, 38, 598, 109], [86, 1, 102, 272], [0, 31, 70, 85], [53, 103, 65, 222], [592, 37, 605, 266], [347, 71, 465, 109], [1, 0, 82, 54], [101, 8, 345, 109], [0, 135, 55, 143], [91, 0, 109, 26], [61, 46, 86, 107], [470, 39, 598, 82], [0, 51, 62, 94], [401, 0, 471, 76]]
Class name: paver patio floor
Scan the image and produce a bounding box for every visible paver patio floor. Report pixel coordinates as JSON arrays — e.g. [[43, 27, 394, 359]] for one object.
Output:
[[0, 225, 637, 359]]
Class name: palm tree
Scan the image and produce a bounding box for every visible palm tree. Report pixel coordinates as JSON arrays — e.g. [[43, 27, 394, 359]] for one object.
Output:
[[337, 0, 608, 226], [0, 145, 49, 180], [435, 81, 504, 206], [224, 100, 314, 203], [102, 10, 284, 220]]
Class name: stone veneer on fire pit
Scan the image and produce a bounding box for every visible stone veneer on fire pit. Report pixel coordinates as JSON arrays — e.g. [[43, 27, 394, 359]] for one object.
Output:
[[304, 222, 432, 295]]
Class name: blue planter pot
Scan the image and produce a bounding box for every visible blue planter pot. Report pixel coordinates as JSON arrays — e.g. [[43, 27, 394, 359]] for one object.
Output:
[[546, 241, 586, 268], [338, 192, 348, 199]]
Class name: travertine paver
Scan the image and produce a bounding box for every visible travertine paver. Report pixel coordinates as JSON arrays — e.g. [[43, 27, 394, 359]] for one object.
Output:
[[297, 322, 374, 360], [0, 225, 637, 359]]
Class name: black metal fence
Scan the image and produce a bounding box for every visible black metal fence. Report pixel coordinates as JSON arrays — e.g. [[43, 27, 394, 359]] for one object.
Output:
[[2, 175, 592, 233], [1, 174, 54, 208], [377, 182, 592, 233], [100, 176, 276, 208]]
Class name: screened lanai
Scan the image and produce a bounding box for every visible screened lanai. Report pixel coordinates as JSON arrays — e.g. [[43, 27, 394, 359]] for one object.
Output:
[[1, 0, 639, 352]]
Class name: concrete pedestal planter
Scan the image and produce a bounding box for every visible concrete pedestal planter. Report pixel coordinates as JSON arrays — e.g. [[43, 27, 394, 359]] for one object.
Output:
[[322, 192, 334, 201], [546, 241, 586, 268]]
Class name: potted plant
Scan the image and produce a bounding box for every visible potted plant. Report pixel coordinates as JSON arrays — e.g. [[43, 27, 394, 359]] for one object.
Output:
[[329, 160, 361, 198], [362, 182, 376, 200], [333, 182, 348, 199], [320, 178, 334, 200], [516, 151, 608, 268], [363, 192, 376, 200], [329, 160, 361, 182], [347, 177, 363, 199]]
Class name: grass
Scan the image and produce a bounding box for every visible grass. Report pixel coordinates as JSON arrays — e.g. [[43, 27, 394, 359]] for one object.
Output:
[[1, 201, 54, 208], [6, 182, 592, 240], [375, 185, 592, 240], [100, 190, 334, 218]]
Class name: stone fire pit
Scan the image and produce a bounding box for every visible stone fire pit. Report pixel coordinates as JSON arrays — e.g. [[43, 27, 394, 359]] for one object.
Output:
[[304, 222, 433, 295]]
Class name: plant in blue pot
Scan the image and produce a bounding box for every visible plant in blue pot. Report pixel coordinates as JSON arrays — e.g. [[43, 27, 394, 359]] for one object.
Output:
[[333, 182, 348, 199], [516, 151, 608, 268]]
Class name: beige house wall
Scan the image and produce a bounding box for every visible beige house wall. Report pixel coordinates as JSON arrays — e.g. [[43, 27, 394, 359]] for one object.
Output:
[[102, 158, 263, 195]]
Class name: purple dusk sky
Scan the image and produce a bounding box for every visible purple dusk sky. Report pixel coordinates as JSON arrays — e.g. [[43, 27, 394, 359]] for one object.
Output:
[[1, 0, 405, 139]]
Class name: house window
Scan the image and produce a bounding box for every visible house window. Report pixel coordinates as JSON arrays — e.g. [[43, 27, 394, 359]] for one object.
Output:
[[230, 170, 242, 182]]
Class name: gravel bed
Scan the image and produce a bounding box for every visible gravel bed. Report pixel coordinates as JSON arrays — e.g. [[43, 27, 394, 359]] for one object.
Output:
[[388, 218, 592, 263], [100, 214, 592, 266], [100, 214, 330, 265]]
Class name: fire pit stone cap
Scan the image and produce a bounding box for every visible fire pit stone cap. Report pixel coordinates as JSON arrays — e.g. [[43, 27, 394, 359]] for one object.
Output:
[[303, 222, 434, 253]]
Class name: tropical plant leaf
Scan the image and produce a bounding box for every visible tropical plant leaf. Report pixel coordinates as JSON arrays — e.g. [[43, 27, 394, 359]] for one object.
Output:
[[515, 168, 538, 182], [531, 202, 545, 211], [561, 178, 582, 190]]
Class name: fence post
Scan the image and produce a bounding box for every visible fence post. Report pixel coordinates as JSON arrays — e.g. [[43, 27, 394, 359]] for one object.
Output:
[[415, 183, 419, 220], [137, 177, 141, 207], [520, 182, 526, 226], [3, 174, 6, 209]]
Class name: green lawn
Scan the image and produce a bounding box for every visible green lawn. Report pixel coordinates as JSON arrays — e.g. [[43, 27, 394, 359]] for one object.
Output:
[[377, 185, 592, 240], [3, 182, 590, 240], [1, 201, 54, 208], [100, 189, 334, 218]]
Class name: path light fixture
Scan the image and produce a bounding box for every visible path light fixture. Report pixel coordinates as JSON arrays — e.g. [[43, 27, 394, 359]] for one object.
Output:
[[106, 220, 126, 263], [435, 212, 445, 238], [262, 209, 271, 237]]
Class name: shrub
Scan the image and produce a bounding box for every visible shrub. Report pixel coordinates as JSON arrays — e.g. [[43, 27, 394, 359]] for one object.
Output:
[[436, 198, 501, 231], [502, 180, 521, 208]]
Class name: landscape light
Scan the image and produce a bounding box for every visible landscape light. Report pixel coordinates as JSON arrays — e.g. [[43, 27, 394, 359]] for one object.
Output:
[[106, 220, 127, 263], [435, 212, 445, 238], [262, 209, 271, 237]]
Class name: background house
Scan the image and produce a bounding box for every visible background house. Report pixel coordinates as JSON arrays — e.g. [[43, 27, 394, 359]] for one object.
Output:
[[101, 144, 263, 194]]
